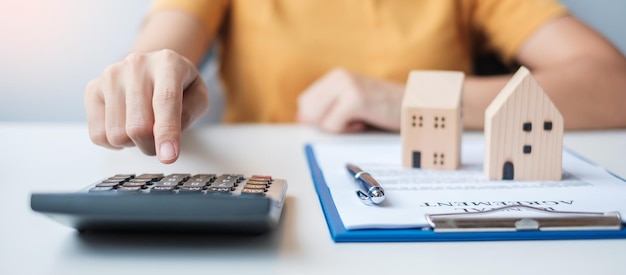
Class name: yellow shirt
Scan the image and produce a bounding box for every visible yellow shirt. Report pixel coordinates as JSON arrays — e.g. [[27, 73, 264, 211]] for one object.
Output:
[[151, 0, 567, 123]]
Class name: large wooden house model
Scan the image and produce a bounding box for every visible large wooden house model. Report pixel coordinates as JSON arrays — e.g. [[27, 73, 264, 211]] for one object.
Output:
[[401, 71, 464, 170], [484, 66, 564, 180]]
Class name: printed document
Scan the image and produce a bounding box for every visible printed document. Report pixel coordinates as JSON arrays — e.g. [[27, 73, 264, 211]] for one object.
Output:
[[311, 138, 626, 229]]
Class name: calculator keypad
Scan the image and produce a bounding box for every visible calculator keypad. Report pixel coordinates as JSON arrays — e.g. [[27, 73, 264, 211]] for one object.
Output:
[[88, 174, 281, 198]]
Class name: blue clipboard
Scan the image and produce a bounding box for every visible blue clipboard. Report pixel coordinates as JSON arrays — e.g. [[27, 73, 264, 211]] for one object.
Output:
[[304, 144, 626, 242]]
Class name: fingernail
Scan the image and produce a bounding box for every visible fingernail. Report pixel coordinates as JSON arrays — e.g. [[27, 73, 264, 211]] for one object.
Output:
[[159, 141, 177, 162]]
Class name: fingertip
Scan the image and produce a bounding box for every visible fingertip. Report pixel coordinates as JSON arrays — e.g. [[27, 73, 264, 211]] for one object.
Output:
[[157, 141, 178, 164]]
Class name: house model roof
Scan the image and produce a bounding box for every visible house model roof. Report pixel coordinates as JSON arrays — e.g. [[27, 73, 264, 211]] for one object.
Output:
[[402, 71, 464, 109], [485, 66, 561, 120]]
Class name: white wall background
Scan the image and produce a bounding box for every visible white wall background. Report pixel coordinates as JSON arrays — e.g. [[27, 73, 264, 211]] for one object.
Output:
[[0, 0, 624, 122], [0, 0, 223, 123]]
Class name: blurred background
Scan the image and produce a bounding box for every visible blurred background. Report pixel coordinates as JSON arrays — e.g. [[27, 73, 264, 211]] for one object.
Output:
[[1, 0, 625, 123]]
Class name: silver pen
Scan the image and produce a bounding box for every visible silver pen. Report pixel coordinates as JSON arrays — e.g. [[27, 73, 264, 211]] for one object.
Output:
[[346, 163, 385, 205]]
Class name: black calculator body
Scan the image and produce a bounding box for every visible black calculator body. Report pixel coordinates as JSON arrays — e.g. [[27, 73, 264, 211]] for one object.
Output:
[[30, 174, 287, 234]]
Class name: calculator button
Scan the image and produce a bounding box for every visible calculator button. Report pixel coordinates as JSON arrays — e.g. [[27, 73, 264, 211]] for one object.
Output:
[[242, 188, 265, 195], [136, 174, 164, 181], [154, 178, 183, 187], [128, 178, 152, 183], [182, 181, 207, 187], [114, 174, 135, 179], [122, 181, 147, 187], [211, 175, 238, 188], [178, 186, 204, 193], [101, 179, 126, 184], [218, 174, 243, 183], [117, 186, 142, 192], [188, 175, 214, 184], [246, 179, 269, 186], [207, 187, 232, 193], [89, 186, 113, 192], [166, 174, 191, 181], [251, 175, 272, 181], [243, 184, 267, 190], [192, 174, 216, 181], [105, 177, 130, 183], [96, 181, 121, 187], [150, 186, 176, 193]]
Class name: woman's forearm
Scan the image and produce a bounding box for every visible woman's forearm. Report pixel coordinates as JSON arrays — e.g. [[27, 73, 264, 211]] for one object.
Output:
[[130, 10, 212, 65], [463, 59, 626, 130]]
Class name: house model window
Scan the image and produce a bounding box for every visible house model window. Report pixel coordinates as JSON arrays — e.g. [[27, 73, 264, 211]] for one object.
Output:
[[523, 122, 532, 132], [544, 121, 553, 131]]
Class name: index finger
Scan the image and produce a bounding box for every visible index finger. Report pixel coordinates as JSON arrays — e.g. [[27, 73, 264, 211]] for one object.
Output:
[[151, 63, 196, 164]]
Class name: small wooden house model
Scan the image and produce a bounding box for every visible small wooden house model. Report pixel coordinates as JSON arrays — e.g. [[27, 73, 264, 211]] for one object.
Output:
[[401, 71, 464, 170], [484, 66, 563, 180]]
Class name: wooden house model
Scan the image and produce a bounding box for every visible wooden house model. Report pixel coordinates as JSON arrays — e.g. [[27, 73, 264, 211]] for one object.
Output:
[[484, 66, 563, 180], [401, 70, 464, 170]]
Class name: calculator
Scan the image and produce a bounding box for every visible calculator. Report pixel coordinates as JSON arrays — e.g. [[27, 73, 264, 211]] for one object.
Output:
[[30, 173, 287, 234]]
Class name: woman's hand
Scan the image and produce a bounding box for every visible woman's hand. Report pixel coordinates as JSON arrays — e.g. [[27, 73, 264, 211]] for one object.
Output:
[[297, 68, 405, 133], [84, 49, 209, 164]]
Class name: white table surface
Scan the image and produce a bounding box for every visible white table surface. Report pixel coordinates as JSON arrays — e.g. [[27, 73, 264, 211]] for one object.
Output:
[[1, 123, 625, 275]]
